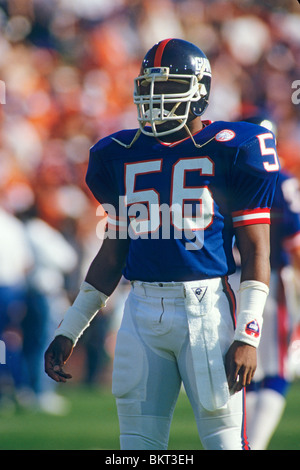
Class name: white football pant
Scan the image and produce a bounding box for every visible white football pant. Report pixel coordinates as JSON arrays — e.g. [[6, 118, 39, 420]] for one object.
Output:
[[112, 278, 249, 450]]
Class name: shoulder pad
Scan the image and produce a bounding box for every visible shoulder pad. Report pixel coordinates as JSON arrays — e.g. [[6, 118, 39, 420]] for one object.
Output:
[[91, 129, 140, 153], [211, 121, 280, 175], [236, 125, 279, 175], [212, 121, 270, 146]]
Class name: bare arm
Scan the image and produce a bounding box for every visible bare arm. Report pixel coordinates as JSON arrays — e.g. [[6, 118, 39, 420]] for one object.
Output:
[[225, 224, 270, 393], [45, 236, 130, 382], [85, 236, 131, 295], [236, 224, 270, 285]]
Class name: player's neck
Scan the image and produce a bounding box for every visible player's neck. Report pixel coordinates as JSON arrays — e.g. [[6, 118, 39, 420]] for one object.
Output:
[[187, 117, 203, 135], [158, 118, 203, 144]]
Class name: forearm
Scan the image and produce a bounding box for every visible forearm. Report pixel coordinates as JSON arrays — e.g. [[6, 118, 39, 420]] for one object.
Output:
[[85, 250, 125, 296], [234, 224, 270, 347], [236, 224, 271, 285], [55, 237, 130, 345], [240, 251, 270, 286]]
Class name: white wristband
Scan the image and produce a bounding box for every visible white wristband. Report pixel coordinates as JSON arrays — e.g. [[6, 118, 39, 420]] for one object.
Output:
[[54, 281, 108, 346], [233, 280, 269, 348]]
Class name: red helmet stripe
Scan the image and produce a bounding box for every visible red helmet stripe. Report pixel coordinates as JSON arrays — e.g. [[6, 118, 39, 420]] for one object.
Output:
[[154, 38, 172, 66]]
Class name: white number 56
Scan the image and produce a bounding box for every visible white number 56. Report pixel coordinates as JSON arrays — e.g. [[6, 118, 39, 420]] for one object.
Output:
[[124, 157, 214, 235]]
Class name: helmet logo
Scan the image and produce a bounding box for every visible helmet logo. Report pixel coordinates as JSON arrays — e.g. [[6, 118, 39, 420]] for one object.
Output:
[[194, 57, 211, 76]]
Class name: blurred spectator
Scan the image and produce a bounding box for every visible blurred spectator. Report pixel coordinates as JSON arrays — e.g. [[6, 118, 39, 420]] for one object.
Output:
[[0, 205, 33, 409], [0, 181, 79, 414]]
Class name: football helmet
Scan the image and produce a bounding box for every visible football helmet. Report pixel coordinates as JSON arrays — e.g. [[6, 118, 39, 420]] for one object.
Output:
[[134, 38, 211, 137]]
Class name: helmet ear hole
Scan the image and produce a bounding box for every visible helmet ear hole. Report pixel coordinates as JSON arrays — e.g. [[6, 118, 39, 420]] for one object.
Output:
[[189, 82, 209, 116], [191, 105, 201, 116], [191, 102, 208, 117]]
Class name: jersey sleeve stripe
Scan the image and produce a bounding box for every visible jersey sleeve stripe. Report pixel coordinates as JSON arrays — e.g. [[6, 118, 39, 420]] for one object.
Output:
[[232, 208, 271, 217], [232, 208, 271, 227]]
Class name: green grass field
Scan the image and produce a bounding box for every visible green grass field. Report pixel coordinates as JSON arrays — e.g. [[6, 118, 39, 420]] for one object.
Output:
[[1, 381, 300, 450]]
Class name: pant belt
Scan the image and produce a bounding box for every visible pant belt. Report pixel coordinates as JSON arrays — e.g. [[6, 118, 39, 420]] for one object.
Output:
[[131, 278, 223, 299]]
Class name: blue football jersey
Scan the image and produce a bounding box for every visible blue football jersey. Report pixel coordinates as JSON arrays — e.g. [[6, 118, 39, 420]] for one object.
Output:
[[86, 120, 280, 282], [270, 171, 300, 269]]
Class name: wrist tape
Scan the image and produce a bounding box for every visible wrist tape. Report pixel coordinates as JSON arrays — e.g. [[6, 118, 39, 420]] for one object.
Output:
[[233, 280, 269, 348], [54, 281, 108, 346]]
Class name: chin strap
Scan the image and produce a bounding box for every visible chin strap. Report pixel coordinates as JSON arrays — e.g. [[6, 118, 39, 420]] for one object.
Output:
[[182, 123, 216, 148], [112, 129, 142, 149], [111, 120, 216, 150]]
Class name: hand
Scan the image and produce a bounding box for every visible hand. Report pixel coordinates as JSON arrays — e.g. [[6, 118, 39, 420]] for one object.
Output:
[[44, 335, 74, 383], [225, 341, 257, 394]]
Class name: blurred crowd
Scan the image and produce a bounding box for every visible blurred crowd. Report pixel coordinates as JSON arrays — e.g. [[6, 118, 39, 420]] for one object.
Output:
[[0, 0, 300, 415]]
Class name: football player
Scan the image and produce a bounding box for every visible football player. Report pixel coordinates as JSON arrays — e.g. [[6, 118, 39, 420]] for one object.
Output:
[[231, 116, 300, 450], [44, 39, 280, 450]]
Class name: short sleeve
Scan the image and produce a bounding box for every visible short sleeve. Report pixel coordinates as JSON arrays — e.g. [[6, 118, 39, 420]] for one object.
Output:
[[86, 145, 117, 205], [86, 144, 127, 233], [230, 132, 280, 228]]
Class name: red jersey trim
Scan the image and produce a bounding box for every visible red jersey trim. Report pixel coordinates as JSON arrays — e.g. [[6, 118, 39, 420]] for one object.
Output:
[[158, 121, 213, 147], [232, 208, 271, 227]]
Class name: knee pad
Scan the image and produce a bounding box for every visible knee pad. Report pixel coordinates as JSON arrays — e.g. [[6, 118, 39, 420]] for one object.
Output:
[[112, 329, 148, 400]]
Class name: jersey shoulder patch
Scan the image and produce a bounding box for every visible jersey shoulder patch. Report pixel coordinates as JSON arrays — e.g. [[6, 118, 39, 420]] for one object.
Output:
[[213, 121, 280, 176], [211, 120, 272, 146]]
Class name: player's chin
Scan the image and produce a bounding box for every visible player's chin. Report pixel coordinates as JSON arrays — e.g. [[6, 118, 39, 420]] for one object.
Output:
[[155, 119, 186, 137]]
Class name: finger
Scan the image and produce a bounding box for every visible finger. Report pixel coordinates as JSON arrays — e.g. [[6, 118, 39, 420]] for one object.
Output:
[[234, 376, 244, 393], [246, 368, 255, 386], [53, 365, 72, 380], [229, 377, 241, 394], [45, 353, 57, 379], [45, 364, 64, 383], [46, 366, 72, 383], [240, 365, 256, 387], [51, 348, 64, 368], [232, 368, 253, 393], [227, 365, 240, 391], [45, 353, 72, 383]]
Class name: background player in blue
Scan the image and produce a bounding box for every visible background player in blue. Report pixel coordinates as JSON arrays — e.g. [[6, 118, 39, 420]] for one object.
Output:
[[44, 39, 280, 450], [230, 116, 300, 450]]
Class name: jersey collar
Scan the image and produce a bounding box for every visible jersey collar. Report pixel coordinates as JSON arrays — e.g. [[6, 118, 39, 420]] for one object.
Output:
[[156, 120, 212, 147]]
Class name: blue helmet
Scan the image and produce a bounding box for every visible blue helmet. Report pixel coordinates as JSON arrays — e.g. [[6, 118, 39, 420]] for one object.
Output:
[[134, 38, 211, 137]]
